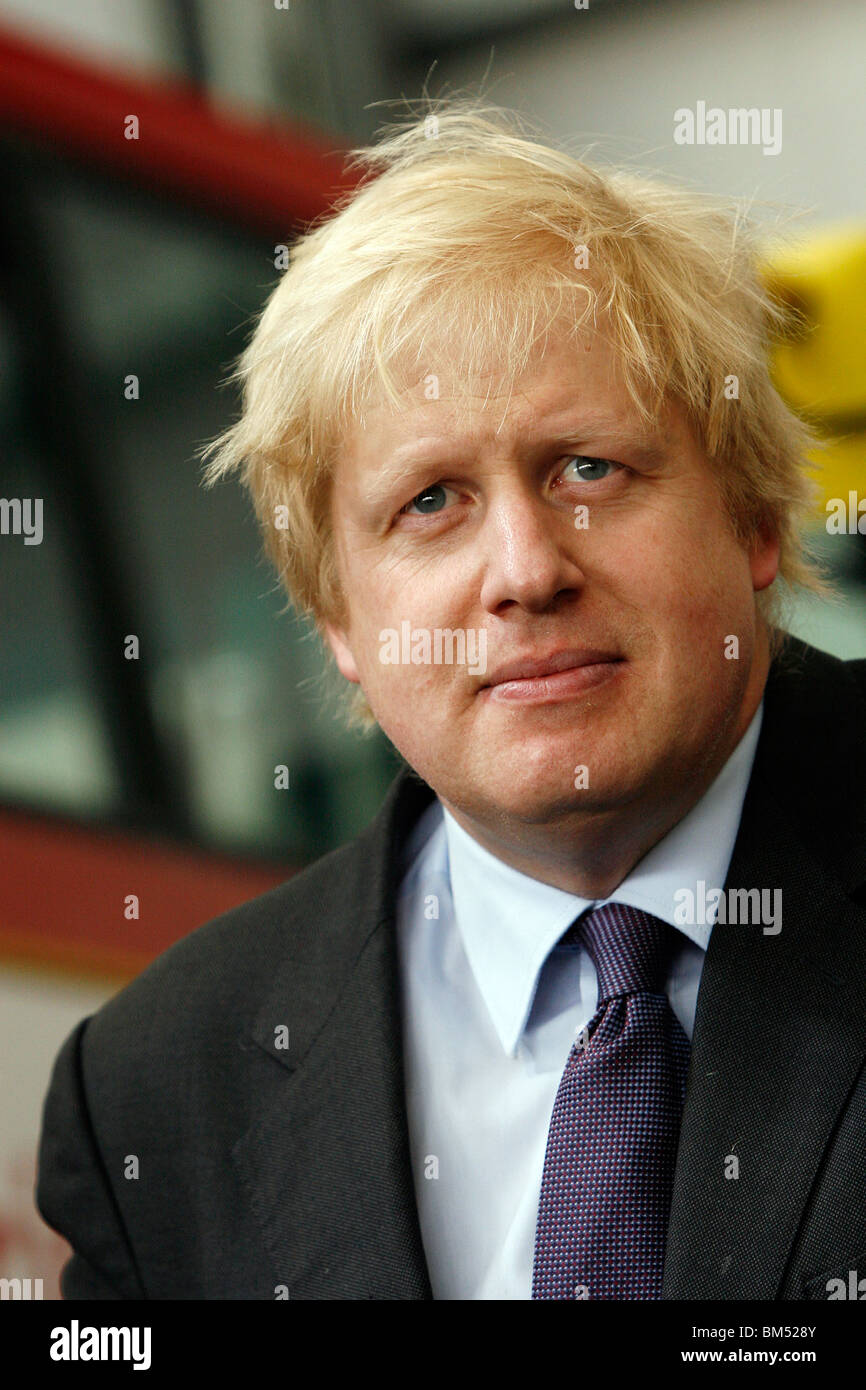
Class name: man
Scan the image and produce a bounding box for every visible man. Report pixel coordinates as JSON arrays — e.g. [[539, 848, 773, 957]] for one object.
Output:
[[36, 105, 866, 1300]]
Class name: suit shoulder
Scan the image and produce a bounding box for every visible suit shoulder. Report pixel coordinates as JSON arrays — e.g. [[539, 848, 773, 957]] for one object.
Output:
[[772, 636, 866, 704], [845, 654, 866, 695], [79, 828, 378, 1064]]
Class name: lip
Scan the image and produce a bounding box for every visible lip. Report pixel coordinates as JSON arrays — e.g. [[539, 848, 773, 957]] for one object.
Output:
[[479, 649, 625, 705], [481, 648, 622, 687]]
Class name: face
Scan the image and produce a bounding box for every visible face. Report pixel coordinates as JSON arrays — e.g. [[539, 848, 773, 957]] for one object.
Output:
[[323, 323, 778, 858]]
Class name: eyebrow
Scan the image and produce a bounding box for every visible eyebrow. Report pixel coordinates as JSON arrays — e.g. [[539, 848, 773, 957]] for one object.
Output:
[[360, 421, 671, 508]]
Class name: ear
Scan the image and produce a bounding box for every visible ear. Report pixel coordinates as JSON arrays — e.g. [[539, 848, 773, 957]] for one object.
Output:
[[749, 519, 781, 593], [321, 620, 361, 685]]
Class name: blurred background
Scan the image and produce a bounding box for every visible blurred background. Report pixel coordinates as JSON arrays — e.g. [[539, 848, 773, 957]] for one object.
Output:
[[0, 0, 864, 1296]]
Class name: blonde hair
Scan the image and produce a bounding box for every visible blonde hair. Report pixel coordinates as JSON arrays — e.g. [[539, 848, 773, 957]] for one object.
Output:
[[201, 99, 830, 728]]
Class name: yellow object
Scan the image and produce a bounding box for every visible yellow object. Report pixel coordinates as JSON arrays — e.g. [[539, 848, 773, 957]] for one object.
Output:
[[760, 224, 866, 512]]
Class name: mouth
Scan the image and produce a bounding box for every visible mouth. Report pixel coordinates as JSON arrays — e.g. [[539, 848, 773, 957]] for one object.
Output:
[[478, 649, 625, 705]]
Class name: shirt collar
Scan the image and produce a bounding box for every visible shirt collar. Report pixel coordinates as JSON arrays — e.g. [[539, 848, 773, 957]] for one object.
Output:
[[443, 700, 763, 1057]]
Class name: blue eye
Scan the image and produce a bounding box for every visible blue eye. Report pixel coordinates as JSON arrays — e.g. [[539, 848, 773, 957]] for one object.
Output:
[[562, 455, 618, 481], [404, 484, 449, 515]]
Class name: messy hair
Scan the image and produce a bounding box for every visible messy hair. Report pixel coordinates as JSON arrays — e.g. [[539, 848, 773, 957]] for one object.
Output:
[[201, 99, 828, 727]]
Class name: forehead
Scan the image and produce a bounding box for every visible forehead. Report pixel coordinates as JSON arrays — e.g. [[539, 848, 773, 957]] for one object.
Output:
[[339, 323, 667, 465]]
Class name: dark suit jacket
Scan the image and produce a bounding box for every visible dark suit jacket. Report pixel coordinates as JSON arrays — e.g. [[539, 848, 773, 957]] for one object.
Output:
[[35, 636, 866, 1300]]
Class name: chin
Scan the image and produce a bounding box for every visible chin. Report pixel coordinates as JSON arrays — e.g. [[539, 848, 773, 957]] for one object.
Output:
[[463, 774, 600, 826]]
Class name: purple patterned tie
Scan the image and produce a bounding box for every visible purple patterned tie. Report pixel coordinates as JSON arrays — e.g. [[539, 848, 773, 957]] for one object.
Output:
[[531, 903, 691, 1300]]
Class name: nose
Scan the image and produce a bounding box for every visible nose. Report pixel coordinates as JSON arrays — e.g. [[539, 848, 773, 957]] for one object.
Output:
[[478, 484, 586, 615]]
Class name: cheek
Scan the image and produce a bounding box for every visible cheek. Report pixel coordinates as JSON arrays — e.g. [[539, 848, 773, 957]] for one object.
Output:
[[605, 518, 757, 683], [625, 506, 750, 614], [361, 660, 459, 768], [353, 617, 461, 711]]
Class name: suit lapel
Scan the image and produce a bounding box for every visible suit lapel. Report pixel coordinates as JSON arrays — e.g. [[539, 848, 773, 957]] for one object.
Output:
[[663, 642, 866, 1298], [232, 767, 436, 1299]]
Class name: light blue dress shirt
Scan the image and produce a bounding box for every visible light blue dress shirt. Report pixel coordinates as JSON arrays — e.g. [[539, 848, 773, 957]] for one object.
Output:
[[395, 701, 763, 1300]]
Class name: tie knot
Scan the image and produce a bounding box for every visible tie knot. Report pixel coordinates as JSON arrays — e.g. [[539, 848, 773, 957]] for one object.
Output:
[[567, 903, 677, 1002]]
